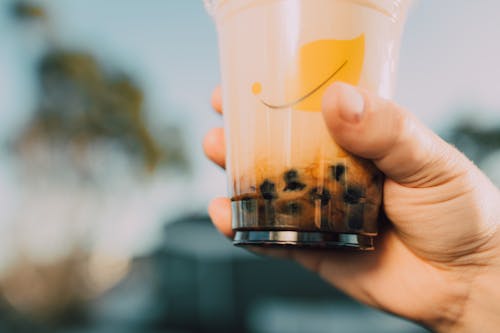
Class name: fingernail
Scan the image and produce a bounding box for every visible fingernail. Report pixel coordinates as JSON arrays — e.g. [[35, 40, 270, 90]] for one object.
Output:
[[335, 83, 365, 123]]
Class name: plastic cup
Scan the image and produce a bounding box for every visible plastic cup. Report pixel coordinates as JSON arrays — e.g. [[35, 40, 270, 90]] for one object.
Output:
[[205, 0, 412, 249]]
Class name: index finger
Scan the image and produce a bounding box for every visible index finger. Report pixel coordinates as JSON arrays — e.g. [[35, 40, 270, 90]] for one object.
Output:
[[211, 86, 223, 114]]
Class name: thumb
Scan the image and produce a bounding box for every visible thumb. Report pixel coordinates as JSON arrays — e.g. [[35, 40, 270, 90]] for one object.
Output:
[[322, 82, 467, 187]]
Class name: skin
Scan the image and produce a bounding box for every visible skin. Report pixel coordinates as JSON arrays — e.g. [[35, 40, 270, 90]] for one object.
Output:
[[203, 83, 500, 332]]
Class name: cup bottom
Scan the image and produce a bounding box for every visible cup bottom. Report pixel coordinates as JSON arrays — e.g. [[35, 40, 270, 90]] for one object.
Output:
[[233, 231, 374, 250]]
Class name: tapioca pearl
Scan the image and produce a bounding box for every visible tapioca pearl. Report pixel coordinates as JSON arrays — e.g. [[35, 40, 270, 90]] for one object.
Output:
[[287, 201, 302, 215], [284, 181, 306, 192], [330, 163, 346, 182], [284, 169, 300, 183], [343, 185, 365, 204], [240, 196, 258, 213], [259, 179, 277, 200], [309, 187, 332, 207], [319, 216, 333, 231], [283, 169, 306, 192], [258, 199, 276, 223], [369, 172, 384, 191], [362, 203, 380, 226], [332, 209, 347, 230], [347, 204, 364, 230], [371, 171, 384, 184], [277, 201, 303, 216], [365, 182, 383, 206]]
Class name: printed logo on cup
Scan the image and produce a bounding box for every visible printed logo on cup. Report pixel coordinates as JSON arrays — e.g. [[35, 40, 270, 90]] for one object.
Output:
[[252, 34, 365, 112]]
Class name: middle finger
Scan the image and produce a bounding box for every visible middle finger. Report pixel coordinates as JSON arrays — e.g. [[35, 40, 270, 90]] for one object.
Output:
[[203, 127, 226, 169]]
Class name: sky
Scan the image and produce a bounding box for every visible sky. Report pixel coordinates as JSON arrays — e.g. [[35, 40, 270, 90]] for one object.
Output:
[[397, 0, 500, 128], [0, 0, 499, 257]]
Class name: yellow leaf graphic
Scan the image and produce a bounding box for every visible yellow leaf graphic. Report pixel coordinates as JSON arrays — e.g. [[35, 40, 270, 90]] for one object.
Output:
[[253, 34, 365, 112]]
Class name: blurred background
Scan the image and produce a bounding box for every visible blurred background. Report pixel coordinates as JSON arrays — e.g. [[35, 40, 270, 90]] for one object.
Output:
[[0, 0, 499, 332]]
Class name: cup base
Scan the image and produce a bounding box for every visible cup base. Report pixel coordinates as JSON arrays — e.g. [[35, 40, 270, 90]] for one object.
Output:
[[233, 231, 374, 250]]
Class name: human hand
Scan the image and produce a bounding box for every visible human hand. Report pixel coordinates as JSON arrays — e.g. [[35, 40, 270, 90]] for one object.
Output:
[[203, 83, 500, 332]]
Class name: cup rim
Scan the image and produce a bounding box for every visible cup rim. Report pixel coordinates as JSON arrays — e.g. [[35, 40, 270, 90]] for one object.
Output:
[[205, 0, 414, 22]]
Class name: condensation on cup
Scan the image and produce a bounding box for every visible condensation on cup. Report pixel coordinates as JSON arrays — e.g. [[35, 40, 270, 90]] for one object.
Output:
[[205, 0, 413, 249]]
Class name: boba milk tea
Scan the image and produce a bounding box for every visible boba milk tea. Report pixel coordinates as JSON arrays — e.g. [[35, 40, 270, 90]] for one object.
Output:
[[205, 0, 412, 249]]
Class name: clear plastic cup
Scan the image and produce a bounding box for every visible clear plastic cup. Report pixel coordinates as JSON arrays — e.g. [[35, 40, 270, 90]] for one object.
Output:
[[205, 0, 412, 249]]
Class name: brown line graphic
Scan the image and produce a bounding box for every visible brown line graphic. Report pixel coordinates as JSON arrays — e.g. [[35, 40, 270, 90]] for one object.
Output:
[[260, 59, 349, 110]]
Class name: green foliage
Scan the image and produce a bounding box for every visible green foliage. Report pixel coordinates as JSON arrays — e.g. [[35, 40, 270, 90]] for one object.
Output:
[[11, 2, 46, 20], [447, 121, 500, 164], [19, 51, 189, 171], [12, 3, 190, 173], [450, 123, 500, 151]]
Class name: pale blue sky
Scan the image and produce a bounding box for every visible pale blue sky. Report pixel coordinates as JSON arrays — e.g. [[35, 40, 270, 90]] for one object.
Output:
[[397, 0, 500, 127], [0, 0, 499, 255]]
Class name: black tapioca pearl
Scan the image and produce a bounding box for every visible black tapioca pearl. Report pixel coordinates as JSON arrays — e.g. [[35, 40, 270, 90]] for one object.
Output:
[[259, 179, 277, 200], [371, 172, 384, 186], [284, 169, 299, 183], [320, 217, 332, 230], [259, 200, 276, 224], [309, 187, 331, 207], [240, 196, 257, 213], [372, 172, 381, 182], [282, 201, 302, 215], [283, 169, 306, 191], [330, 164, 346, 182], [343, 185, 365, 204], [347, 205, 364, 230], [284, 181, 306, 191]]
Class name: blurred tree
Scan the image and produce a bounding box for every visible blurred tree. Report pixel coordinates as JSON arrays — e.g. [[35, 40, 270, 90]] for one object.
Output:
[[11, 1, 46, 20], [0, 1, 191, 327], [447, 120, 500, 165], [12, 1, 189, 172]]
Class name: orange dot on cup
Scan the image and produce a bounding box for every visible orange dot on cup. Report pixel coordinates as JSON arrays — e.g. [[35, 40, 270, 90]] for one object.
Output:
[[252, 82, 262, 95]]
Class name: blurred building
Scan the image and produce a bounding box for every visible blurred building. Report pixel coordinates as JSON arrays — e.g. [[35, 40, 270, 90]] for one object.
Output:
[[66, 216, 427, 333]]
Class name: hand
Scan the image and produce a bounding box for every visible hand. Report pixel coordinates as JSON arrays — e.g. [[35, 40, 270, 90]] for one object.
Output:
[[203, 83, 500, 332]]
